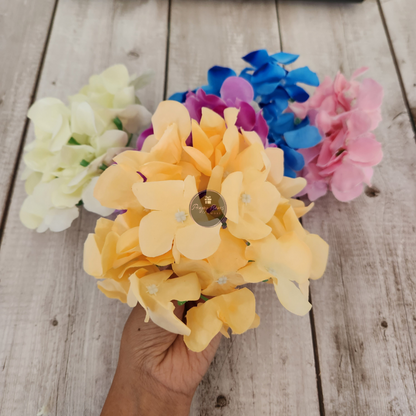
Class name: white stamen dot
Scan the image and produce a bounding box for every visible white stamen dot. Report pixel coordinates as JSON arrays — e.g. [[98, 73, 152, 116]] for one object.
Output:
[[217, 276, 228, 285], [241, 193, 251, 204], [147, 284, 159, 295], [175, 210, 187, 223]]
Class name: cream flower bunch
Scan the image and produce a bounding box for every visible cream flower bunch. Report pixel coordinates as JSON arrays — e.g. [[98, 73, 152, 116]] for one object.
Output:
[[20, 65, 152, 232], [83, 101, 329, 352]]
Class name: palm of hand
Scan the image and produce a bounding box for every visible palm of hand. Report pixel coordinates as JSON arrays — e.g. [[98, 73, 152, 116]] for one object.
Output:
[[119, 304, 221, 399]]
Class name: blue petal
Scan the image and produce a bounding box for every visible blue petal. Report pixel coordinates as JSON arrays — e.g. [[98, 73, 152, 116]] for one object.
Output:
[[281, 144, 305, 171], [284, 125, 322, 149], [286, 67, 320, 86], [207, 66, 236, 95], [252, 63, 286, 95], [169, 91, 188, 102], [284, 165, 297, 178], [284, 84, 310, 103], [239, 68, 253, 84], [271, 52, 300, 65], [242, 50, 270, 68], [270, 113, 295, 135]]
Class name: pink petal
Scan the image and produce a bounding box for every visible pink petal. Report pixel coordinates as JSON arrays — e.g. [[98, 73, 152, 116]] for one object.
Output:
[[331, 158, 366, 193], [357, 78, 384, 112], [220, 76, 254, 105], [347, 133, 383, 166], [331, 183, 364, 202], [346, 110, 372, 137], [351, 67, 369, 79]]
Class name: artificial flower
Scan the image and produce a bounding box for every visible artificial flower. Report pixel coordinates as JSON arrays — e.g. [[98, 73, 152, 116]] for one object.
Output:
[[20, 64, 152, 232], [84, 100, 328, 351], [291, 68, 384, 201], [169, 49, 322, 177]]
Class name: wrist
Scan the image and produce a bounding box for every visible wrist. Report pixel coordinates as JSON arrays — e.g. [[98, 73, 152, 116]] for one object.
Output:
[[101, 367, 192, 416]]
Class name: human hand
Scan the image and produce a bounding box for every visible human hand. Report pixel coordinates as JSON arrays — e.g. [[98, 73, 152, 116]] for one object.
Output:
[[101, 303, 221, 416]]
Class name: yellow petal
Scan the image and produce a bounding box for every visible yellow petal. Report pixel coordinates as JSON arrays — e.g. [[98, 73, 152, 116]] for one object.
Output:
[[238, 262, 270, 283], [265, 147, 284, 185], [94, 164, 140, 209], [97, 279, 129, 303], [192, 119, 214, 157], [133, 180, 184, 210], [200, 108, 226, 137], [184, 288, 256, 352], [150, 124, 183, 164], [221, 171, 243, 223], [202, 272, 245, 297], [207, 165, 224, 193], [208, 228, 247, 274], [303, 234, 329, 280], [277, 176, 306, 199], [101, 231, 119, 274], [116, 226, 140, 254], [173, 258, 213, 290], [283, 206, 307, 239], [157, 272, 201, 304], [273, 277, 312, 316], [175, 224, 221, 260], [227, 212, 271, 241], [152, 101, 191, 142], [139, 211, 177, 257], [183, 146, 212, 176], [84, 234, 103, 277], [223, 107, 239, 127]]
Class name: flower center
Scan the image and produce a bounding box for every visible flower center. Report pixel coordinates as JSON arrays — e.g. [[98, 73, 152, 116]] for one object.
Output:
[[147, 284, 159, 295], [217, 276, 228, 285], [175, 210, 187, 223], [241, 193, 251, 204]]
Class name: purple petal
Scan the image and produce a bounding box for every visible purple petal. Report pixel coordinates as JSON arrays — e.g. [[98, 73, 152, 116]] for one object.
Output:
[[236, 101, 256, 131], [136, 126, 154, 150], [220, 76, 254, 105]]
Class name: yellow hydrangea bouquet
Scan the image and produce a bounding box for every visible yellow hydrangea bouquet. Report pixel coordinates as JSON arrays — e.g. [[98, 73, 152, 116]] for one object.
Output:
[[83, 99, 329, 352], [20, 65, 152, 232]]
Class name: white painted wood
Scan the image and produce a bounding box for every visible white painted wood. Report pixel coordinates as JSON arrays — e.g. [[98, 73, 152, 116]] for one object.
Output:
[[379, 0, 416, 122], [278, 0, 416, 414], [0, 1, 168, 415], [0, 0, 57, 221], [168, 2, 321, 415]]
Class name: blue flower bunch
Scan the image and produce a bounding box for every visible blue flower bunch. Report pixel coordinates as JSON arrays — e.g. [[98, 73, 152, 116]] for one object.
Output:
[[170, 50, 322, 177]]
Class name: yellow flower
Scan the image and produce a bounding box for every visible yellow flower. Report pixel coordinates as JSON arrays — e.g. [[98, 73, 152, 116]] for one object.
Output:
[[133, 175, 221, 260], [128, 270, 201, 335], [184, 288, 259, 352], [173, 228, 247, 296], [239, 205, 329, 316]]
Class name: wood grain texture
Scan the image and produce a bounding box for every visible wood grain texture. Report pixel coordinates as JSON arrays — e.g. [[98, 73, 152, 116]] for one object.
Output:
[[0, 0, 168, 415], [379, 0, 416, 124], [277, 0, 416, 414], [168, 2, 321, 415], [0, 0, 57, 222]]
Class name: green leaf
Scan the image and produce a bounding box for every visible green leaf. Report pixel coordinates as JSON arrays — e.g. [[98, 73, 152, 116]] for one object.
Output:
[[76, 200, 84, 206], [294, 117, 302, 125], [80, 159, 90, 167], [200, 295, 209, 302], [248, 260, 255, 263], [263, 279, 269, 283], [68, 137, 80, 145], [246, 241, 251, 246], [177, 300, 187, 306], [127, 133, 133, 147], [113, 116, 123, 131], [99, 164, 108, 171]]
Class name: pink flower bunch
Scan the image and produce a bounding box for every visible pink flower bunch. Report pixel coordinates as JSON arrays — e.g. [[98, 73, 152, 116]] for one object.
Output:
[[291, 68, 384, 202]]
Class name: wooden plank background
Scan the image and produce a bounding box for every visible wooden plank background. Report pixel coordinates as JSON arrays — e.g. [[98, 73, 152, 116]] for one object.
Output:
[[0, 0, 415, 415]]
